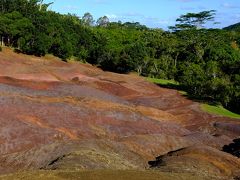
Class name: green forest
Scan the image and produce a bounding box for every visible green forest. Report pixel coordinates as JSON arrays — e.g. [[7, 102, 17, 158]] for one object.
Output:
[[0, 0, 240, 113]]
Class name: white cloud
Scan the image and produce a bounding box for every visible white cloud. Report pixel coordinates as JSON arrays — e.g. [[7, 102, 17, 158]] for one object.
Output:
[[106, 14, 118, 20], [221, 3, 240, 9]]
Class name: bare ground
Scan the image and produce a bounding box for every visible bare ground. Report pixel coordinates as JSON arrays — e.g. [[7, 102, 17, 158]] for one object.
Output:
[[0, 48, 240, 179]]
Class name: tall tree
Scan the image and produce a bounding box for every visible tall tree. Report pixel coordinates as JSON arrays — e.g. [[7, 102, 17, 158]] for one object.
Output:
[[96, 16, 109, 27], [170, 10, 217, 31], [82, 12, 94, 26]]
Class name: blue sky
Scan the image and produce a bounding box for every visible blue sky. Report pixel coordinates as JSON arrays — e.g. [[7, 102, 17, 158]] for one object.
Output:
[[46, 0, 240, 29]]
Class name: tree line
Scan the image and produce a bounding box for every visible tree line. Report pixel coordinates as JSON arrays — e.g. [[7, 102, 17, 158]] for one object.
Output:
[[0, 0, 239, 113]]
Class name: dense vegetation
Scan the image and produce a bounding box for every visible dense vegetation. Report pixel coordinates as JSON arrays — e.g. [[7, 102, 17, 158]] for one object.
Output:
[[224, 22, 240, 32], [0, 0, 239, 113]]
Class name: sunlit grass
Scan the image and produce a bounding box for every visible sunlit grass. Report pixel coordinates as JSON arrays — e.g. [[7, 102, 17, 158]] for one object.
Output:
[[146, 77, 179, 86], [201, 104, 240, 119], [146, 77, 186, 95], [178, 91, 187, 95], [146, 77, 240, 119]]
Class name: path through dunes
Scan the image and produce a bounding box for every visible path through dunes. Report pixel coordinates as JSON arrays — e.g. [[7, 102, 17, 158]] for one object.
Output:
[[0, 48, 240, 179]]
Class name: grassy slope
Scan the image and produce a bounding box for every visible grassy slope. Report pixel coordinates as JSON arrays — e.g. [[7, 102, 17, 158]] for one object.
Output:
[[0, 170, 205, 180], [201, 104, 240, 119], [146, 77, 240, 119], [146, 77, 179, 86]]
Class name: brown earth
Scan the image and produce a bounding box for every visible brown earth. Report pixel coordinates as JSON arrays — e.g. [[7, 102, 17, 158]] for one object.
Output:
[[0, 48, 240, 179]]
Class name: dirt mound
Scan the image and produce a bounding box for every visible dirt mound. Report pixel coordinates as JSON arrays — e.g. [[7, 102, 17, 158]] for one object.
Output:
[[0, 48, 240, 179], [149, 145, 240, 179]]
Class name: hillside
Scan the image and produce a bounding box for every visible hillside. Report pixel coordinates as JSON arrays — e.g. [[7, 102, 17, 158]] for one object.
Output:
[[0, 48, 240, 179], [224, 22, 240, 31], [1, 1, 240, 114]]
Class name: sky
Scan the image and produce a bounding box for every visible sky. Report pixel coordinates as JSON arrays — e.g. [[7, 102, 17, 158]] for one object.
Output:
[[45, 0, 240, 29]]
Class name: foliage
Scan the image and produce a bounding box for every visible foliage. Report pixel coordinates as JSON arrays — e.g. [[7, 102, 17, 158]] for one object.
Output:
[[224, 22, 240, 32], [82, 12, 94, 26], [96, 16, 110, 27], [169, 10, 217, 31]]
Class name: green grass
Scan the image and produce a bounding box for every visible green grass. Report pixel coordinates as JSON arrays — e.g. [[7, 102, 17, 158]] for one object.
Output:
[[178, 90, 188, 95], [201, 104, 240, 119], [146, 77, 179, 86], [146, 77, 240, 119], [146, 77, 187, 95]]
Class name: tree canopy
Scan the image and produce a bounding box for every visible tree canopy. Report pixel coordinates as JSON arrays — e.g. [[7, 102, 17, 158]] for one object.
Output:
[[170, 10, 217, 31]]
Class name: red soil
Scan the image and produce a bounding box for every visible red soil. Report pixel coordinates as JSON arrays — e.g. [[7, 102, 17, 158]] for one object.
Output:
[[0, 48, 240, 178]]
